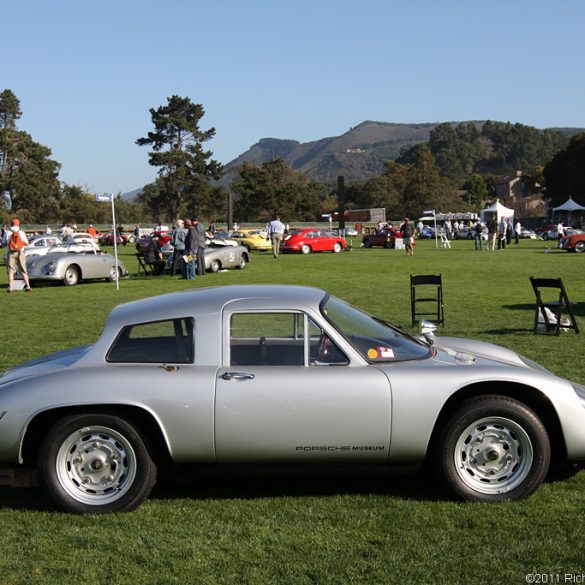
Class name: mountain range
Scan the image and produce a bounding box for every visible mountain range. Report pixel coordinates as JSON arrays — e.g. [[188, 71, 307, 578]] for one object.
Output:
[[122, 120, 583, 198]]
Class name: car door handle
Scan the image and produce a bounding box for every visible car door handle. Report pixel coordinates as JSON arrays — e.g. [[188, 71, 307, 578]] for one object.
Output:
[[221, 371, 255, 381]]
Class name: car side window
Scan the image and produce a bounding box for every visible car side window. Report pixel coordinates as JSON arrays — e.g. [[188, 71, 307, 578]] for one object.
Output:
[[230, 313, 304, 366], [107, 318, 194, 364], [229, 313, 348, 366]]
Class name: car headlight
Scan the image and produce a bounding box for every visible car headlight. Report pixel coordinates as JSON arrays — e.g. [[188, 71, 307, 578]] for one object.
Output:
[[572, 383, 585, 407], [47, 261, 58, 274]]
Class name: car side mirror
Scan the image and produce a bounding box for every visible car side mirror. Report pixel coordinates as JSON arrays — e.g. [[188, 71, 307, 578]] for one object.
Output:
[[420, 320, 437, 344]]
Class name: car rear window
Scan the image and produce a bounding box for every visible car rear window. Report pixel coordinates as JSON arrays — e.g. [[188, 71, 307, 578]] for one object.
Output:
[[107, 318, 194, 363]]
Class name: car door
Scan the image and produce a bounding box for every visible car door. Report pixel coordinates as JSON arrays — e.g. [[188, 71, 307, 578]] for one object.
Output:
[[215, 308, 392, 462]]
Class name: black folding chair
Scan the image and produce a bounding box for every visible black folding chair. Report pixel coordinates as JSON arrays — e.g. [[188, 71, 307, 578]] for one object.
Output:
[[136, 253, 155, 276], [410, 274, 444, 327], [530, 276, 579, 335]]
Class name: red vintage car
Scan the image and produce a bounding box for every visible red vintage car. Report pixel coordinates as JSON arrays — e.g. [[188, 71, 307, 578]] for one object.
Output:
[[362, 227, 413, 249], [281, 228, 346, 254], [559, 232, 585, 253], [99, 232, 129, 246]]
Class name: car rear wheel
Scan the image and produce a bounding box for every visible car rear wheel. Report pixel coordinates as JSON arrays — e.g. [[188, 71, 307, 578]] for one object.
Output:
[[436, 395, 550, 502], [39, 414, 157, 513], [542, 233, 549, 241], [575, 241, 585, 253], [332, 242, 342, 253], [363, 240, 372, 248], [383, 241, 393, 249], [63, 265, 79, 286], [210, 259, 221, 272], [301, 244, 311, 254]]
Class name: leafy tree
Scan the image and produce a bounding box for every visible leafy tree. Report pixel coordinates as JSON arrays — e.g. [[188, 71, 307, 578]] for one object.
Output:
[[231, 159, 321, 222], [352, 161, 410, 217], [543, 132, 585, 206], [0, 89, 61, 221], [60, 184, 109, 224], [463, 173, 489, 208], [136, 96, 223, 222], [402, 145, 461, 217]]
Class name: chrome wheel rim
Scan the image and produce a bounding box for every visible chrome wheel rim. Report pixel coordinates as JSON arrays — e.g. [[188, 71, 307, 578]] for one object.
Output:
[[64, 267, 78, 285], [55, 425, 137, 505], [453, 416, 533, 495]]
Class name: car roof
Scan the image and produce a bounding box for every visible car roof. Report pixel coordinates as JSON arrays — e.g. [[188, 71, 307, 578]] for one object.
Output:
[[105, 284, 328, 328]]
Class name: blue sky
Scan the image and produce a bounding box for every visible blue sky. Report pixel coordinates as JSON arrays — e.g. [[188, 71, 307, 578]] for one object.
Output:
[[4, 0, 584, 194]]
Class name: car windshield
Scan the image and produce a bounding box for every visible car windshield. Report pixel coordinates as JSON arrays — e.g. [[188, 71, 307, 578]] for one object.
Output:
[[320, 295, 432, 363]]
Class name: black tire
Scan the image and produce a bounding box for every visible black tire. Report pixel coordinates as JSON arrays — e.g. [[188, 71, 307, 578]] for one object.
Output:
[[301, 244, 311, 255], [107, 266, 122, 282], [210, 259, 220, 272], [575, 241, 585, 253], [237, 256, 247, 269], [363, 240, 372, 248], [39, 413, 157, 514], [435, 395, 550, 502], [383, 241, 392, 249], [63, 265, 79, 286], [332, 242, 342, 253], [542, 233, 549, 241]]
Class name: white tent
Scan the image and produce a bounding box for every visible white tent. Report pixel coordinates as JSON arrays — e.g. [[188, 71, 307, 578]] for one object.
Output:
[[552, 197, 585, 212], [480, 201, 515, 223]]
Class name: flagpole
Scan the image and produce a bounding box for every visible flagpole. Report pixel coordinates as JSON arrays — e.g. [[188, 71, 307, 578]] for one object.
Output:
[[110, 194, 119, 291], [96, 193, 120, 290]]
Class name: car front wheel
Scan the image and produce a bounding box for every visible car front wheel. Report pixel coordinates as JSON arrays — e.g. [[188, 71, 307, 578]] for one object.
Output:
[[39, 414, 157, 513], [63, 265, 79, 286], [436, 395, 550, 502], [210, 259, 221, 272], [575, 241, 585, 253], [332, 242, 342, 253]]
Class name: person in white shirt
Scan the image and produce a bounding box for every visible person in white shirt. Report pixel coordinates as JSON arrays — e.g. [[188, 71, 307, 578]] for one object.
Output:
[[3, 218, 31, 292], [268, 215, 285, 258]]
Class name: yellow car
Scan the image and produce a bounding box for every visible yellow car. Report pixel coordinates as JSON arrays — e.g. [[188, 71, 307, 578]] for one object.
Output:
[[230, 228, 271, 251]]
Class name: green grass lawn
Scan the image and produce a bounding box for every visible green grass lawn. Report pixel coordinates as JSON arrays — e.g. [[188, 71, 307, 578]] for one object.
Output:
[[1, 238, 584, 584]]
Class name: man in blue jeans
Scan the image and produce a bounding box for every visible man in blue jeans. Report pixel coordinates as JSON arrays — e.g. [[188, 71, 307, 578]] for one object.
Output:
[[183, 219, 197, 280]]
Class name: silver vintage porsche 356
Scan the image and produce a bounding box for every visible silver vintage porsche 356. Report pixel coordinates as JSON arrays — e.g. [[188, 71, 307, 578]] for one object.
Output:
[[1, 284, 584, 513]]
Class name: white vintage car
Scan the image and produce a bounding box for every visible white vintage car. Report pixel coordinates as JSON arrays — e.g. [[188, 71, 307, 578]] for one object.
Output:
[[1, 284, 585, 513]]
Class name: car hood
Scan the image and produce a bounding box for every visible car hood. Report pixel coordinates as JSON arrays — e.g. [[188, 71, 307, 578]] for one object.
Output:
[[0, 345, 93, 386], [432, 336, 546, 370]]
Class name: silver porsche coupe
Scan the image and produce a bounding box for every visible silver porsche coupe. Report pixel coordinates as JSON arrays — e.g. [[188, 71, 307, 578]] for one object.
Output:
[[1, 284, 584, 513], [27, 246, 127, 286]]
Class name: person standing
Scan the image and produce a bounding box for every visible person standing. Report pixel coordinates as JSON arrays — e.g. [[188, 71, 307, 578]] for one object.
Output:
[[400, 217, 415, 256], [487, 215, 497, 251], [515, 219, 522, 244], [473, 219, 484, 251], [193, 218, 207, 275], [183, 219, 197, 280], [4, 218, 32, 292], [498, 217, 508, 250], [444, 219, 452, 240], [170, 220, 187, 277], [268, 214, 285, 258], [506, 218, 514, 246]]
